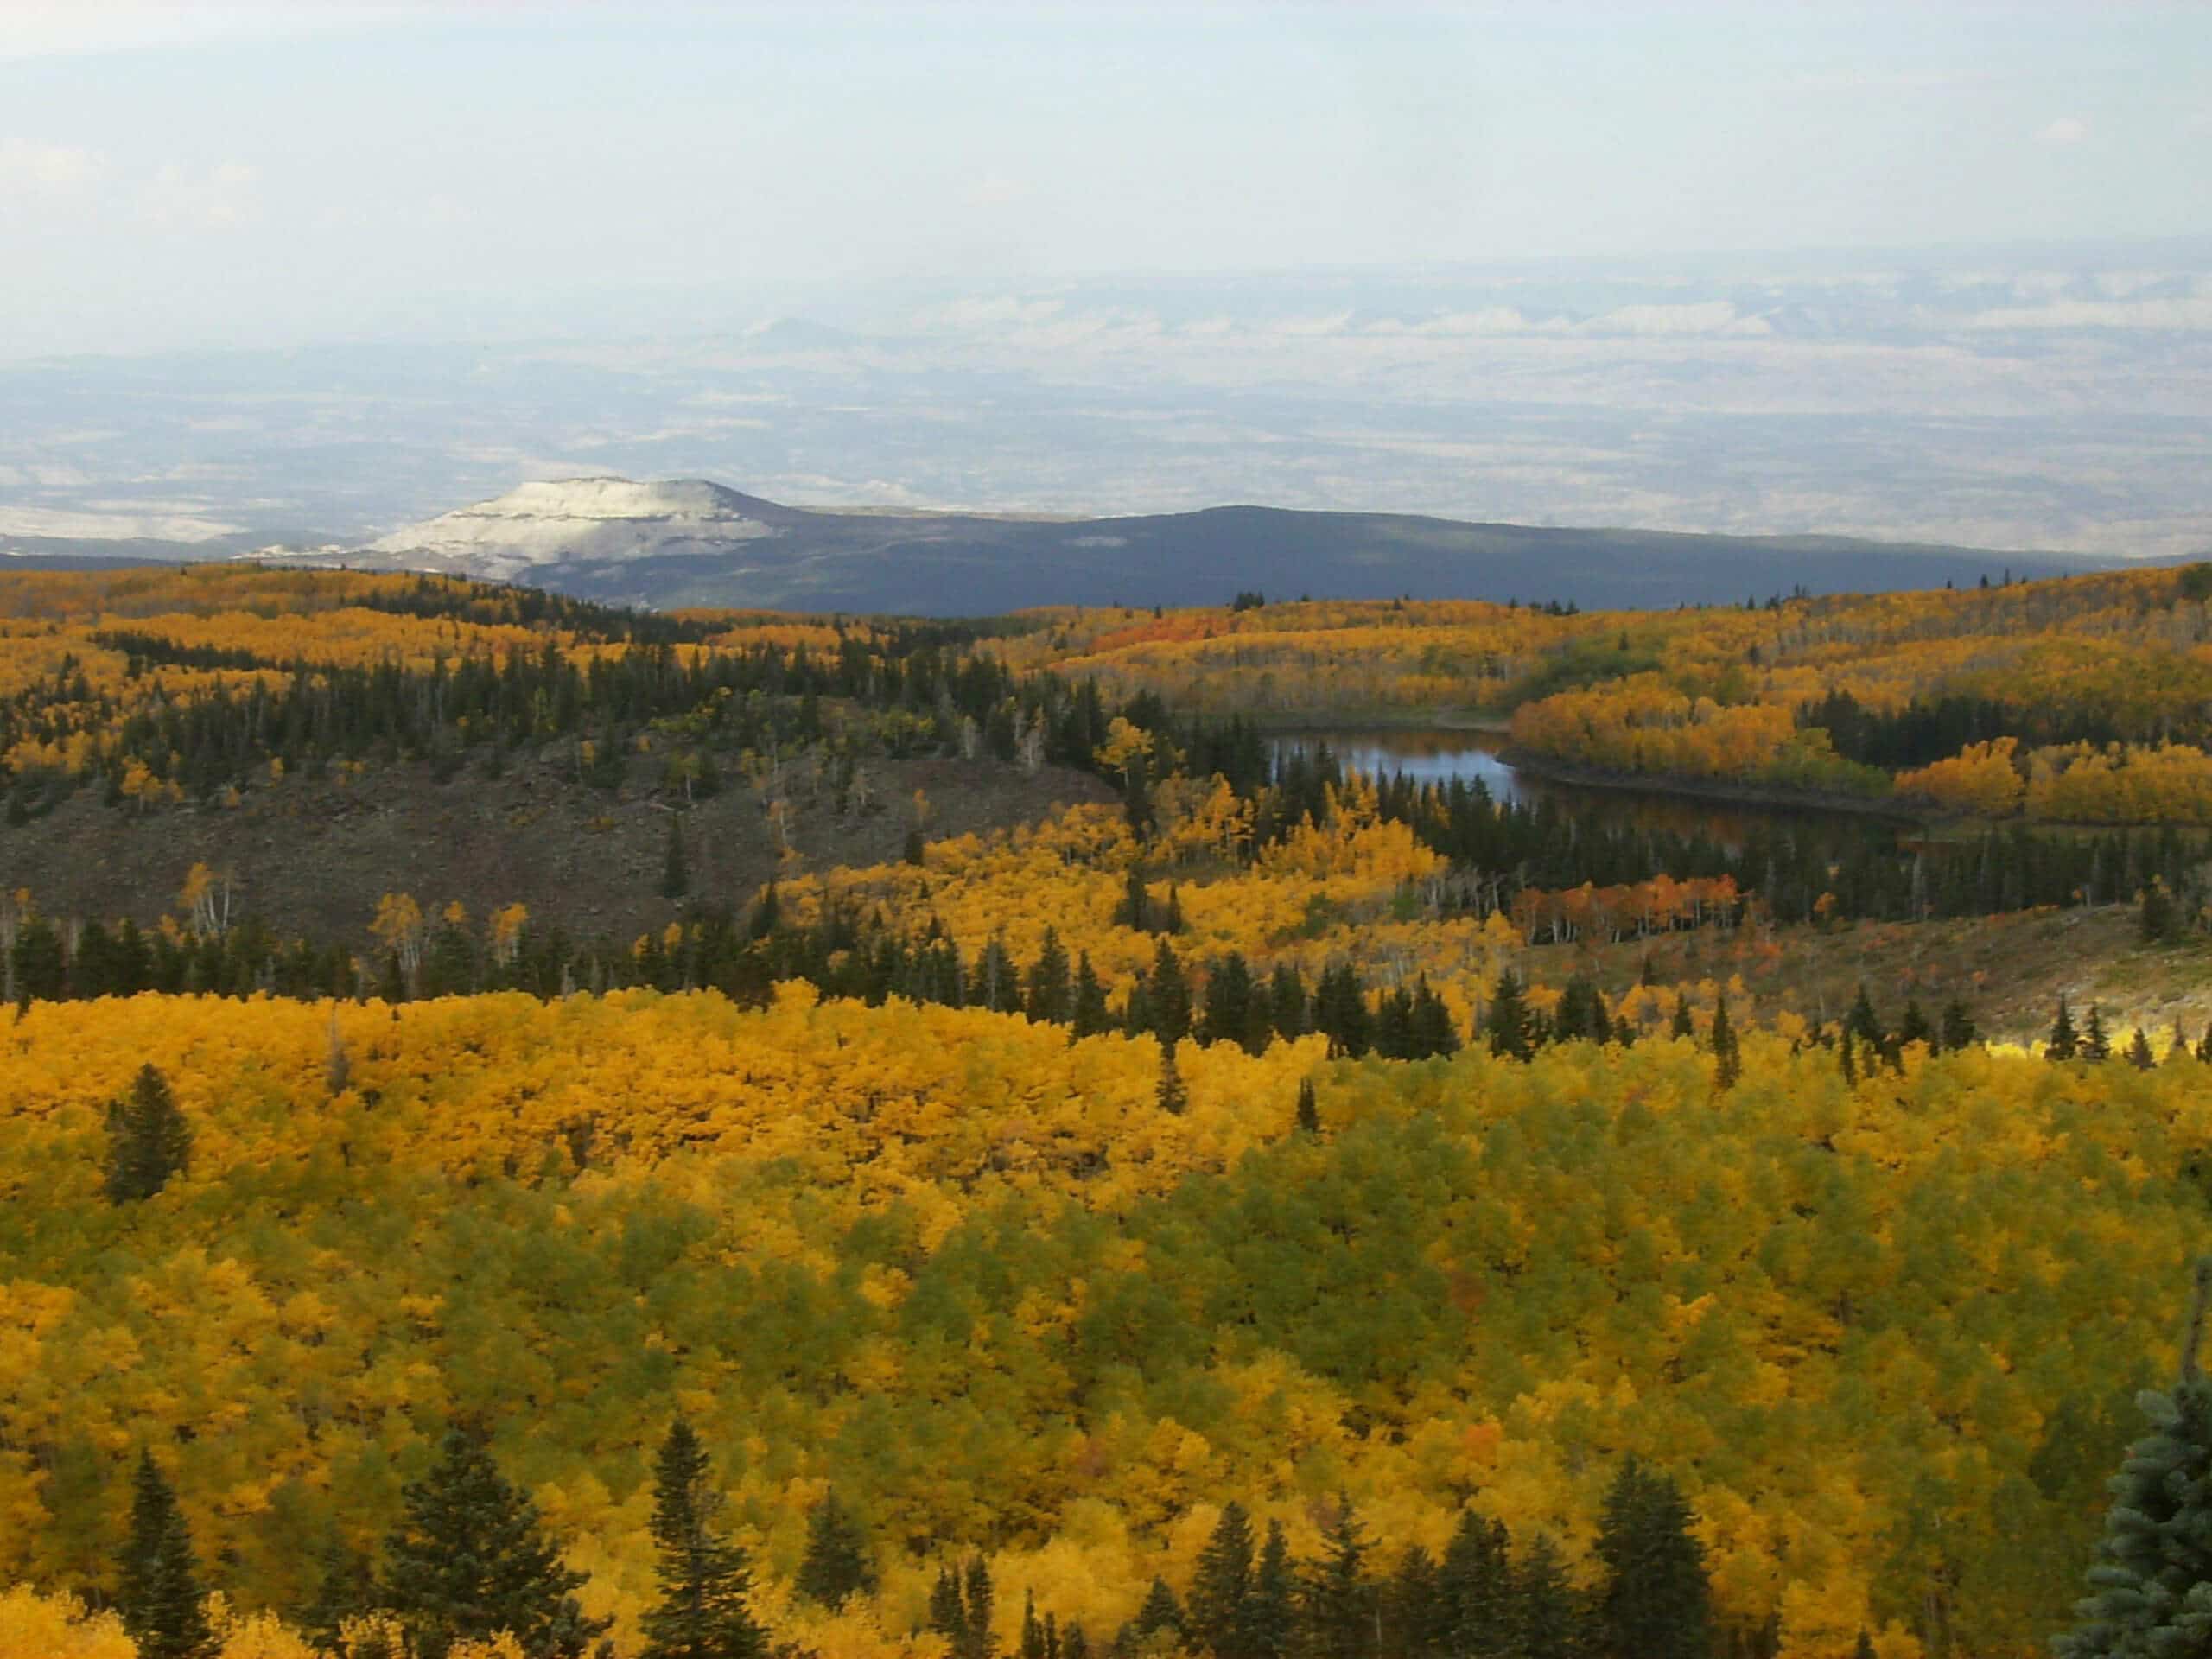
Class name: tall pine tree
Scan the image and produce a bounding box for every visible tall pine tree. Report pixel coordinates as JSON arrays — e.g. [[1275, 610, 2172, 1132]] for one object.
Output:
[[1189, 1501, 1255, 1659], [115, 1449, 213, 1659], [1484, 970, 1534, 1061], [639, 1419, 766, 1659], [1300, 1495, 1375, 1659], [381, 1421, 611, 1659], [1592, 1459, 1712, 1659], [2048, 995, 2081, 1062], [2057, 1259, 2212, 1656], [1438, 1508, 1513, 1659], [1511, 1535, 1587, 1659], [1708, 995, 1740, 1091], [104, 1063, 193, 1204], [1246, 1520, 1297, 1659], [794, 1489, 876, 1609]]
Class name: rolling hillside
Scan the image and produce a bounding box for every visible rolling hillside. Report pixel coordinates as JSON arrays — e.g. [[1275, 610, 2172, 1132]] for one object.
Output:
[[242, 475, 2096, 614]]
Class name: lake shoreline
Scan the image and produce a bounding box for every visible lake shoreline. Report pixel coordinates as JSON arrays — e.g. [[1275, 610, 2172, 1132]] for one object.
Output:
[[1496, 747, 1934, 826]]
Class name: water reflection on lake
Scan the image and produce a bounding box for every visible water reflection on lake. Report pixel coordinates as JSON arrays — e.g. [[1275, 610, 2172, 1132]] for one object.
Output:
[[1269, 728, 1880, 848]]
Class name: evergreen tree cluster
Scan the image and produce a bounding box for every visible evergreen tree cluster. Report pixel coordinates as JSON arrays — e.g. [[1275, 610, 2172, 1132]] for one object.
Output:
[[1136, 1473, 1713, 1659], [5, 583, 1129, 820], [2043, 995, 2199, 1067], [111, 1408, 1716, 1659], [1798, 685, 2211, 768], [130, 1415, 804, 1659]]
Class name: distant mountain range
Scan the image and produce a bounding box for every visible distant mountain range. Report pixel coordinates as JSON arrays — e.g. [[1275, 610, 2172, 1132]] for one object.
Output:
[[41, 474, 2088, 613]]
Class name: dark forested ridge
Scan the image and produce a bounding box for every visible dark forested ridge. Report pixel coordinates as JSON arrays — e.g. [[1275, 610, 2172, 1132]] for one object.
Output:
[[258, 482, 2099, 614]]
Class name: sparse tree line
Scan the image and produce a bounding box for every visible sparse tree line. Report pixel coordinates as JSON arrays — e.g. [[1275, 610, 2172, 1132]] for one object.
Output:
[[61, 1419, 1732, 1659], [4, 579, 1133, 822], [1796, 687, 2212, 771]]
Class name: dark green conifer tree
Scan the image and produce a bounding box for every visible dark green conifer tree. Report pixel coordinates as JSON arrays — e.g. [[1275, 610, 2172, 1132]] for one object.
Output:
[[1268, 964, 1310, 1039], [1592, 1460, 1712, 1659], [963, 1555, 996, 1659], [2048, 995, 2081, 1062], [1669, 995, 1694, 1041], [381, 1421, 610, 1659], [1243, 1521, 1298, 1659], [104, 1063, 193, 1204], [1132, 1578, 1185, 1643], [2083, 1004, 2112, 1063], [1438, 1508, 1512, 1658], [930, 1567, 969, 1651], [115, 1449, 214, 1659], [2129, 1027, 2158, 1070], [1484, 969, 1534, 1061], [1115, 867, 1151, 933], [1388, 1545, 1445, 1659], [1025, 928, 1072, 1026], [1941, 998, 1979, 1051], [1189, 1500, 1255, 1659], [794, 1489, 876, 1609], [1845, 982, 1884, 1048], [1373, 988, 1414, 1061], [1312, 964, 1370, 1058], [1155, 1040, 1188, 1116], [2056, 1260, 2212, 1657], [1295, 1078, 1320, 1136], [10, 912, 65, 1007], [1409, 978, 1462, 1057], [1511, 1535, 1587, 1659], [1149, 939, 1192, 1046], [1070, 954, 1110, 1040], [1708, 994, 1740, 1090], [1300, 1496, 1375, 1659], [1840, 1029, 1859, 1086], [1897, 998, 1933, 1052], [1200, 954, 1255, 1050], [639, 1419, 766, 1659], [1122, 974, 1156, 1040]]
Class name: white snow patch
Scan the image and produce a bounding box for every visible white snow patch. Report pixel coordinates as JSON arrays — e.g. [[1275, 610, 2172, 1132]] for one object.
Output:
[[361, 476, 779, 582], [0, 505, 242, 542]]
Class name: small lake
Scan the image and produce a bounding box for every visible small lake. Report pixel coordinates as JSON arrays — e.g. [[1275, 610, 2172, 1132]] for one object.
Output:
[[1269, 727, 1891, 848]]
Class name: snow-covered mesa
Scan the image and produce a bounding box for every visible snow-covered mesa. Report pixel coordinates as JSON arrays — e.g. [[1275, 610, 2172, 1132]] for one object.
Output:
[[360, 477, 777, 582]]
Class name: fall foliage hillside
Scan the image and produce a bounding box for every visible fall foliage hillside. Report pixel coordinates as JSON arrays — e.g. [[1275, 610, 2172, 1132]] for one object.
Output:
[[5, 564, 2212, 1659], [5, 990, 2211, 1658]]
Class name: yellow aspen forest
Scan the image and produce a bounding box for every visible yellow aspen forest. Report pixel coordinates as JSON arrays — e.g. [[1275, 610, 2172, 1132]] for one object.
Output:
[[3, 990, 2210, 1657]]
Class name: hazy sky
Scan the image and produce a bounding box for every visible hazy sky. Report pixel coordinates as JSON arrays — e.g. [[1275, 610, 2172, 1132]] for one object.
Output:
[[3, 2, 2208, 357]]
